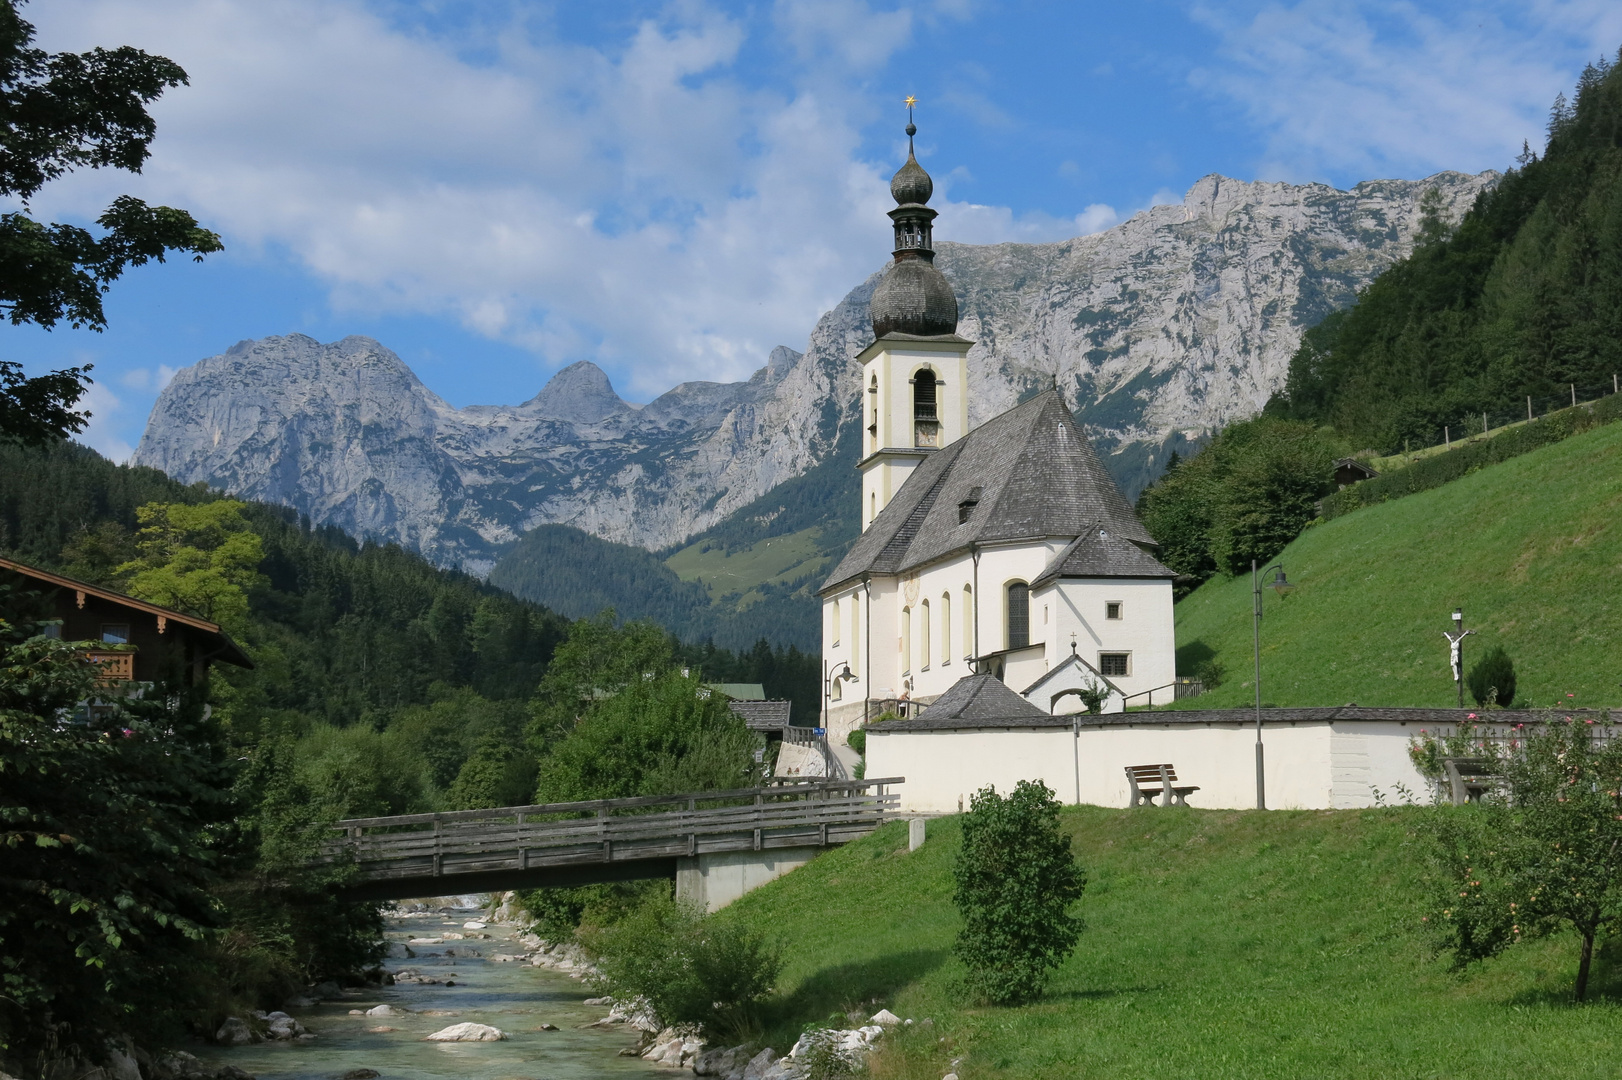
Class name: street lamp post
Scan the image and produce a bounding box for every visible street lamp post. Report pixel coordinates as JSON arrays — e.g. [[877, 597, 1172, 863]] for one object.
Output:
[[1251, 559, 1294, 810], [823, 661, 858, 776]]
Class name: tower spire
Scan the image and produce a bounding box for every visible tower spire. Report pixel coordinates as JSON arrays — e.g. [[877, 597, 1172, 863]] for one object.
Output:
[[869, 99, 958, 339]]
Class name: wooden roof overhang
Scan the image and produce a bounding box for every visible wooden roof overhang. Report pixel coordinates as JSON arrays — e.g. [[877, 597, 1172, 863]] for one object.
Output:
[[0, 557, 254, 669]]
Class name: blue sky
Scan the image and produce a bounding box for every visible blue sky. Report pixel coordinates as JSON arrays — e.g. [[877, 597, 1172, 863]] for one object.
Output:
[[13, 0, 1622, 459]]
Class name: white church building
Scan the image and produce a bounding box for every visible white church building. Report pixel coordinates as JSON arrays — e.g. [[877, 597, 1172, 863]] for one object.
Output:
[[811, 118, 1501, 815], [818, 120, 1178, 745]]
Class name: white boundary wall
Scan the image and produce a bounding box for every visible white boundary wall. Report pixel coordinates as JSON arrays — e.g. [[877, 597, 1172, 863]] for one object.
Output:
[[868, 719, 1435, 812]]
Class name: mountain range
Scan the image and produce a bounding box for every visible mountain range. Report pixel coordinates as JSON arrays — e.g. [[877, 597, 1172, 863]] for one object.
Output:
[[134, 169, 1496, 641]]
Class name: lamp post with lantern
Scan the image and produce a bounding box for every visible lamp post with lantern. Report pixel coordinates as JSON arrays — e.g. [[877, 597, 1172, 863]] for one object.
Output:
[[1251, 559, 1294, 810]]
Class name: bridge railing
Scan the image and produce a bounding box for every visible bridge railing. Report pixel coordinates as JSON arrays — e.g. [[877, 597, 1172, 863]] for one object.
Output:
[[320, 776, 903, 885]]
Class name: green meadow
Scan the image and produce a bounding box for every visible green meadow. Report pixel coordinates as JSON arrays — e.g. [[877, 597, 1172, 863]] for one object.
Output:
[[724, 808, 1622, 1080], [1170, 418, 1622, 711]]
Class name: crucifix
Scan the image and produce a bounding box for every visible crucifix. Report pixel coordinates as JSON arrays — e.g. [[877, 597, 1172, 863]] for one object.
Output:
[[1443, 607, 1476, 708]]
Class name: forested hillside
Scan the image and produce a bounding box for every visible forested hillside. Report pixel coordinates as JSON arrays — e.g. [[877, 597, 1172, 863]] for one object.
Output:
[[488, 423, 862, 650], [1268, 52, 1622, 452]]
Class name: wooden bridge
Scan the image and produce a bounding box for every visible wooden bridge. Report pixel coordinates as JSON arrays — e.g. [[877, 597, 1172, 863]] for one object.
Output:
[[322, 776, 903, 902]]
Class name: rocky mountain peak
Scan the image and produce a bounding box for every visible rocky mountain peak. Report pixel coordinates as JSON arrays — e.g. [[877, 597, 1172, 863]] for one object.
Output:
[[136, 169, 1497, 575], [516, 360, 628, 422]]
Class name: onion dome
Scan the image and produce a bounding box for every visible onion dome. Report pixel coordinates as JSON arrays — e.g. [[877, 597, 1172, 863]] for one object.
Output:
[[890, 135, 934, 205], [870, 117, 959, 339]]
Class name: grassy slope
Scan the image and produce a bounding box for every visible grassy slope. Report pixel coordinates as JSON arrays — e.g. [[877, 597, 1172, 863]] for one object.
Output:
[[1171, 418, 1622, 710], [723, 807, 1622, 1080], [665, 526, 833, 607]]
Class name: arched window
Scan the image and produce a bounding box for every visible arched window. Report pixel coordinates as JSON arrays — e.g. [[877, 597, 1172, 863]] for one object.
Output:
[[940, 591, 952, 664], [851, 593, 860, 673], [869, 491, 876, 524], [867, 374, 879, 447], [1007, 581, 1030, 649], [963, 584, 974, 659], [919, 599, 931, 671], [913, 368, 939, 447], [901, 606, 912, 676]]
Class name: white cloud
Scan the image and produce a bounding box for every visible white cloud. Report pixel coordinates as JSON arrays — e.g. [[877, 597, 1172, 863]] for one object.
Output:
[[26, 0, 927, 399], [119, 365, 178, 392], [1190, 0, 1622, 183], [78, 381, 134, 463]]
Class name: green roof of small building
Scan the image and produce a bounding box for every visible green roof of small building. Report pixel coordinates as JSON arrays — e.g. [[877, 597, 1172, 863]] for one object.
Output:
[[706, 682, 766, 701]]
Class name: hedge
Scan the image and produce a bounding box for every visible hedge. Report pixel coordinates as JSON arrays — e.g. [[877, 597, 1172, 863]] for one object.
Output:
[[1320, 393, 1622, 520]]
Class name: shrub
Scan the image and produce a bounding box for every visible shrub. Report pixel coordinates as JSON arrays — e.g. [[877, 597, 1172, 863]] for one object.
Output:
[[845, 729, 866, 756], [1421, 714, 1622, 1001], [1467, 647, 1516, 707], [951, 779, 1085, 1004], [579, 894, 781, 1039]]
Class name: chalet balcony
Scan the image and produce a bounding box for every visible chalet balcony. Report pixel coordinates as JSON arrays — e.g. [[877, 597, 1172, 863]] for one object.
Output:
[[83, 649, 136, 683]]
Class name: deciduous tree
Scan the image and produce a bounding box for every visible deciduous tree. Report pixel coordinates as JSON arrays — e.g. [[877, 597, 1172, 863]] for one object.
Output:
[[952, 779, 1085, 1004]]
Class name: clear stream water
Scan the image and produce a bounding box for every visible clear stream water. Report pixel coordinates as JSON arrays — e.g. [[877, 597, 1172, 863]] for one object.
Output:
[[192, 911, 661, 1080]]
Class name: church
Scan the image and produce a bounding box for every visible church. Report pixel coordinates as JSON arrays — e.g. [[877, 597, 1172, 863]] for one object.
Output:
[[819, 120, 1178, 744]]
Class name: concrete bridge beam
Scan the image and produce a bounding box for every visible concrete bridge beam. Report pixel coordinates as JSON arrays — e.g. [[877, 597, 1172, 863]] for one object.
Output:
[[675, 847, 820, 912]]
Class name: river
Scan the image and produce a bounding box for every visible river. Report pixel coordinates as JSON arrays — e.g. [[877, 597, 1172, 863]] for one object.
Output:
[[192, 906, 660, 1080]]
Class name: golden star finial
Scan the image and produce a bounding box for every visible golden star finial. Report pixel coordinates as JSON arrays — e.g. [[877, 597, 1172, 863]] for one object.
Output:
[[904, 95, 917, 108]]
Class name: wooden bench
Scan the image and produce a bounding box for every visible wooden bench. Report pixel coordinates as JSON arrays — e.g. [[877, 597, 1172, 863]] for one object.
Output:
[[1441, 756, 1499, 805], [1125, 764, 1199, 807]]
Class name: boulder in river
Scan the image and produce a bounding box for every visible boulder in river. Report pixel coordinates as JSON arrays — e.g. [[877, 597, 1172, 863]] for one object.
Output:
[[364, 1005, 402, 1017], [425, 1023, 506, 1042], [214, 1018, 254, 1046]]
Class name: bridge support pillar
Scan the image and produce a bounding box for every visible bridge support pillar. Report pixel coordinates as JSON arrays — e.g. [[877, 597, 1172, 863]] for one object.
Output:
[[676, 847, 820, 912]]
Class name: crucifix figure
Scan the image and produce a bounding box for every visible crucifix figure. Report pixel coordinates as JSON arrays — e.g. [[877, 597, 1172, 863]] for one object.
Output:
[[1443, 607, 1476, 707]]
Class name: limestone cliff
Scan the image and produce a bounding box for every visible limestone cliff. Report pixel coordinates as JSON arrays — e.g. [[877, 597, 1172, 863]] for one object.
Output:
[[135, 171, 1495, 571]]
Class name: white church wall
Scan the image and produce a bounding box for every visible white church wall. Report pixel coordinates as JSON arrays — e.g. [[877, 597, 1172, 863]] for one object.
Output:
[[1041, 577, 1176, 711], [869, 720, 1430, 813]]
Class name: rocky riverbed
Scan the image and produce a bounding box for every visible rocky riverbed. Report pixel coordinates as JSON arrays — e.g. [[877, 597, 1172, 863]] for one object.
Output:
[[190, 904, 660, 1080]]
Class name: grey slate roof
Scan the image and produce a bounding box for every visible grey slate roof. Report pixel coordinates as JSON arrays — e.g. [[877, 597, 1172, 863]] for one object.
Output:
[[728, 699, 793, 729], [898, 673, 1050, 726], [1030, 529, 1176, 588], [870, 704, 1596, 733], [823, 389, 1153, 592]]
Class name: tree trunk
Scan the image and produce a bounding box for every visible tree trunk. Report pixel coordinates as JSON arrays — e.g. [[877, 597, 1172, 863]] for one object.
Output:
[[1575, 930, 1596, 1002]]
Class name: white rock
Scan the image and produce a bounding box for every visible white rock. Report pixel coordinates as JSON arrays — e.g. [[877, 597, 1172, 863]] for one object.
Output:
[[462, 921, 487, 930], [870, 1009, 902, 1027], [214, 1018, 253, 1046], [106, 1050, 142, 1080], [741, 1048, 777, 1080], [407, 937, 443, 945], [490, 953, 518, 963], [366, 1004, 403, 1017], [583, 996, 614, 1006], [425, 1023, 507, 1042]]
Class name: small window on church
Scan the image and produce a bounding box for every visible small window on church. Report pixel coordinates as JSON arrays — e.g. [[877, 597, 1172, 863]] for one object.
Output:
[[1100, 652, 1130, 677], [1007, 583, 1029, 649], [913, 369, 940, 447], [831, 599, 841, 646], [957, 486, 982, 525], [1106, 601, 1122, 620]]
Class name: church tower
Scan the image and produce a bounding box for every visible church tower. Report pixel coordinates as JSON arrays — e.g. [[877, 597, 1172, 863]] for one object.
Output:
[[858, 112, 972, 531]]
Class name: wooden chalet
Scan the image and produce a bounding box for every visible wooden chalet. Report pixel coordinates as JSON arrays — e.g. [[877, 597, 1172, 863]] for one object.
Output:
[[1, 557, 253, 687]]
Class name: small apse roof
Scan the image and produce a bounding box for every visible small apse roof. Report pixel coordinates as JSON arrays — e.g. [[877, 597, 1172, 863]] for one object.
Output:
[[823, 389, 1153, 592], [895, 672, 1049, 728], [1030, 528, 1176, 588]]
